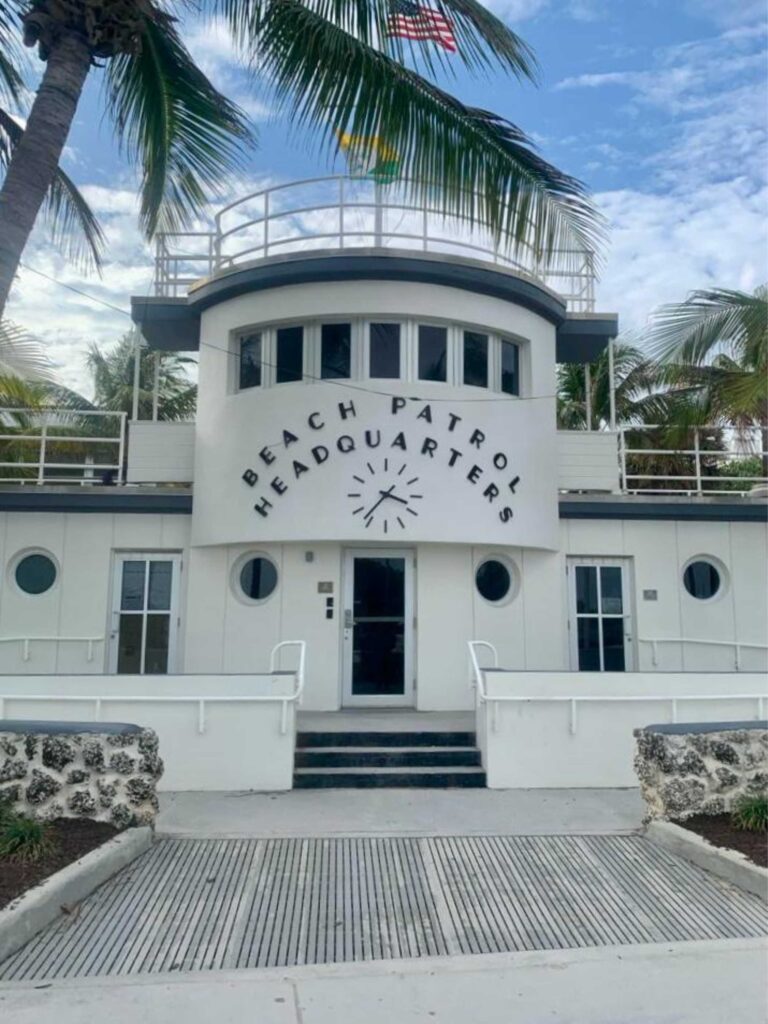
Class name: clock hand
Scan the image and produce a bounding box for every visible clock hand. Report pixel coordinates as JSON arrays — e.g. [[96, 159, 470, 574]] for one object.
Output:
[[364, 486, 395, 519], [382, 491, 408, 506]]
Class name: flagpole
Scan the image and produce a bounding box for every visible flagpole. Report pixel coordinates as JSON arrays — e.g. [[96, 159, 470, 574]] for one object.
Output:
[[374, 179, 383, 248]]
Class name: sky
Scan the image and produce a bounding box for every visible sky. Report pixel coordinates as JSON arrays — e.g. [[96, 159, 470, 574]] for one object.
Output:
[[5, 0, 767, 395]]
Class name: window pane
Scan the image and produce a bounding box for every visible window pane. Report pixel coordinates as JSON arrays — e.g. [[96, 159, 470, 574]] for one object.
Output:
[[353, 558, 405, 617], [148, 561, 172, 611], [602, 618, 626, 671], [600, 567, 624, 614], [321, 323, 351, 379], [683, 561, 720, 600], [239, 557, 278, 600], [144, 614, 170, 674], [370, 323, 400, 378], [418, 325, 447, 381], [15, 553, 56, 595], [121, 561, 146, 611], [117, 614, 143, 674], [501, 339, 519, 395], [239, 333, 261, 389], [476, 560, 511, 602], [575, 566, 598, 614], [577, 618, 601, 671], [276, 326, 303, 383], [463, 331, 488, 387]]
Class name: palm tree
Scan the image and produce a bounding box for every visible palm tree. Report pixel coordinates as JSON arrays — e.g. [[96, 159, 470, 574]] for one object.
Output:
[[0, 318, 55, 403], [0, 0, 602, 321], [86, 332, 196, 422]]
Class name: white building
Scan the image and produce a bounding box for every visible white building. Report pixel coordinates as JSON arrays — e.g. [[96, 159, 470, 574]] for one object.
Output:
[[1, 178, 766, 790]]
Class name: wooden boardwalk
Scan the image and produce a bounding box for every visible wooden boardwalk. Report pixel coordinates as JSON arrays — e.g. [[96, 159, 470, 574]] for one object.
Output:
[[2, 835, 765, 980]]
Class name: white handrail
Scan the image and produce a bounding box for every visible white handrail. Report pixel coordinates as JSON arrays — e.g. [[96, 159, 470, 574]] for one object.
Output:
[[467, 640, 498, 698], [0, 641, 308, 737], [639, 636, 768, 671], [0, 636, 105, 663]]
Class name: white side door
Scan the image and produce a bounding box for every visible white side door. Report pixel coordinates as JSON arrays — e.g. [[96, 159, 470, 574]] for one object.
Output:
[[568, 558, 634, 671], [342, 549, 415, 706], [109, 553, 182, 674]]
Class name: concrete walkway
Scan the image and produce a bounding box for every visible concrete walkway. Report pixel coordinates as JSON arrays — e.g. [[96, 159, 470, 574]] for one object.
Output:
[[157, 787, 645, 838], [1, 939, 766, 1023]]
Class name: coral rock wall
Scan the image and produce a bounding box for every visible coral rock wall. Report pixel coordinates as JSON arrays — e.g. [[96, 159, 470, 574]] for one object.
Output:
[[0, 724, 163, 828], [634, 722, 767, 821]]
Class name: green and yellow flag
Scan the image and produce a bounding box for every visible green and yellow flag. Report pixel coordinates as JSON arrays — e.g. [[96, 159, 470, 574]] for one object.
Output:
[[337, 131, 401, 184]]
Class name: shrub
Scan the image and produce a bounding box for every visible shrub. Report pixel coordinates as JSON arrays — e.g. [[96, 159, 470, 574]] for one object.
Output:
[[731, 795, 768, 832], [0, 814, 56, 863]]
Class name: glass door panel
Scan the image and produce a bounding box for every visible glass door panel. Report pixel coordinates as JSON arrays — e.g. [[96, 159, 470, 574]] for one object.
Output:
[[111, 554, 180, 674], [343, 549, 414, 706], [570, 561, 632, 672]]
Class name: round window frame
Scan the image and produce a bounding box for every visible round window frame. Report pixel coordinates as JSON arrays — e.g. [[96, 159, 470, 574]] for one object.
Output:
[[231, 551, 279, 606], [681, 555, 728, 603], [474, 554, 520, 606], [10, 548, 60, 597]]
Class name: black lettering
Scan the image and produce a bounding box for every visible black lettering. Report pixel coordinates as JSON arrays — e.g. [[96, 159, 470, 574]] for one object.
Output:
[[308, 412, 325, 430], [293, 460, 309, 479], [254, 496, 273, 518], [259, 446, 276, 465], [242, 468, 258, 487], [421, 437, 438, 457], [311, 445, 329, 465], [417, 404, 432, 424], [391, 397, 407, 415], [391, 432, 407, 451], [447, 413, 462, 432], [448, 448, 463, 467], [483, 483, 500, 502], [508, 475, 520, 494], [271, 476, 287, 495], [283, 430, 299, 447], [499, 506, 514, 523], [338, 400, 356, 420], [467, 464, 483, 484], [493, 452, 508, 471], [364, 430, 381, 448], [337, 435, 356, 453], [469, 429, 485, 449]]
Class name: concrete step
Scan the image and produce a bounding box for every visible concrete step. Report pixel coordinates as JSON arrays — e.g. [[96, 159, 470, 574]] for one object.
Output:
[[294, 747, 482, 769], [296, 730, 476, 748], [293, 766, 487, 789]]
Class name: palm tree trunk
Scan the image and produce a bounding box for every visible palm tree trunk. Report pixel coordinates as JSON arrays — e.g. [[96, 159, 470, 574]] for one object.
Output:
[[0, 33, 91, 318]]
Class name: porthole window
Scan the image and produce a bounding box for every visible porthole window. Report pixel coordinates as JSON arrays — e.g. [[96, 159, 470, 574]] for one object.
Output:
[[475, 558, 518, 604], [14, 552, 58, 595], [236, 555, 278, 602], [683, 559, 722, 600]]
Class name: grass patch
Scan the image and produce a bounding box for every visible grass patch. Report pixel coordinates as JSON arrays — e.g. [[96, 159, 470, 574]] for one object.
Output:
[[731, 794, 768, 833]]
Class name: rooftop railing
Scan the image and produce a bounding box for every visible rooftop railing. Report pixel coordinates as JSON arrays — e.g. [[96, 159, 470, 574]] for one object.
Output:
[[153, 175, 597, 312], [0, 409, 126, 485]]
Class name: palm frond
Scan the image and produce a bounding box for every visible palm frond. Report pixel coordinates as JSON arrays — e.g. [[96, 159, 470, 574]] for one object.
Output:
[[0, 2, 25, 106], [648, 286, 768, 368], [217, 0, 537, 80], [0, 318, 55, 383], [0, 107, 105, 271], [105, 10, 254, 237], [253, 0, 602, 263]]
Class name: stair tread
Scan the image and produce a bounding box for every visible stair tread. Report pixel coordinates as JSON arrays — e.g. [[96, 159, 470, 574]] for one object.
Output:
[[294, 765, 484, 775], [295, 745, 476, 753]]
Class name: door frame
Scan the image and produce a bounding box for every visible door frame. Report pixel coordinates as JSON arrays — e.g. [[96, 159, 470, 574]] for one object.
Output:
[[567, 557, 634, 671], [342, 547, 415, 707], [108, 552, 182, 674]]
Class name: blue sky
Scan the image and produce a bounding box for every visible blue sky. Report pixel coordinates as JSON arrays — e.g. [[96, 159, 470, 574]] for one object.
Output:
[[6, 0, 767, 393]]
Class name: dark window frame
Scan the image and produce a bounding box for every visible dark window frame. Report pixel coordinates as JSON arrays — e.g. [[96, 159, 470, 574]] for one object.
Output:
[[238, 331, 262, 390], [418, 324, 448, 382], [275, 325, 304, 384]]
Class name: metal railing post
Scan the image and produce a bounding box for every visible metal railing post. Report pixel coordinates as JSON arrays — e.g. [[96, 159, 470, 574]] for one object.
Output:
[[117, 412, 127, 484], [37, 419, 47, 484], [339, 177, 345, 249], [694, 427, 702, 496], [264, 190, 270, 258], [619, 428, 628, 493], [608, 338, 617, 431], [584, 364, 592, 431]]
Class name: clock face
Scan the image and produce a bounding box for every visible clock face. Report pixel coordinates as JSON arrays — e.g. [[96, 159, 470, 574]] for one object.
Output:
[[347, 458, 423, 533]]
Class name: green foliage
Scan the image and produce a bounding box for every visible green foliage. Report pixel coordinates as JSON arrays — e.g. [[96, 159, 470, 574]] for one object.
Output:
[[731, 794, 768, 833], [0, 813, 56, 863]]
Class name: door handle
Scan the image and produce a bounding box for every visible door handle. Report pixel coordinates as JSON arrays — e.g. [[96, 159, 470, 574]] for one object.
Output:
[[344, 609, 353, 629]]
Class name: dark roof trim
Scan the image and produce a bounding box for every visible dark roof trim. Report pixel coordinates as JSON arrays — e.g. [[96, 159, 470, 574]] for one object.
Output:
[[559, 499, 768, 522], [556, 315, 619, 363], [131, 297, 199, 352], [0, 490, 193, 515]]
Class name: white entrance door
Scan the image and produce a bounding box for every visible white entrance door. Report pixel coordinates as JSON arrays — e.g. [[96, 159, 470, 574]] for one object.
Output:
[[568, 559, 633, 671], [109, 553, 182, 674], [342, 549, 415, 706]]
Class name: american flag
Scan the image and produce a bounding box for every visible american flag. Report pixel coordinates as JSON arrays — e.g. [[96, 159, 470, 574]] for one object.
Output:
[[386, 0, 457, 53]]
